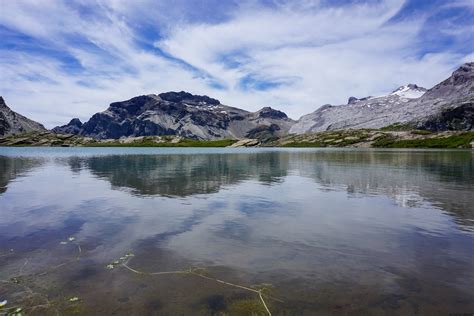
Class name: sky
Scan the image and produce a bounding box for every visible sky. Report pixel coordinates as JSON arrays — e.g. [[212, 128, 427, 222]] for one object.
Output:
[[0, 0, 473, 127]]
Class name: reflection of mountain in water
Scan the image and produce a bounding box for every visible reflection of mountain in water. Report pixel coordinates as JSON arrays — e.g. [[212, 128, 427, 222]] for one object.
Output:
[[0, 156, 44, 194], [290, 150, 474, 225], [67, 150, 474, 226], [0, 150, 466, 226], [71, 153, 289, 197]]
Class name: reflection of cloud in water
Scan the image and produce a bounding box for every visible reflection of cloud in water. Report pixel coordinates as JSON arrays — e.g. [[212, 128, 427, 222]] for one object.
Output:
[[165, 176, 472, 275], [0, 156, 45, 194], [0, 162, 216, 261]]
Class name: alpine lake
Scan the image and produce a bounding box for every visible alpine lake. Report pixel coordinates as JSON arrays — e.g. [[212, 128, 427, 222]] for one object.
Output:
[[0, 147, 473, 315]]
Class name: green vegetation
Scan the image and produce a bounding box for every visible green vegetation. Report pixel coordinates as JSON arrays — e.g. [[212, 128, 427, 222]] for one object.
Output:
[[281, 129, 474, 149], [2, 130, 473, 149], [371, 134, 398, 147], [279, 129, 371, 147], [410, 130, 433, 135], [281, 141, 326, 147], [373, 132, 474, 148], [380, 123, 414, 131], [2, 242, 277, 315], [228, 298, 268, 315]]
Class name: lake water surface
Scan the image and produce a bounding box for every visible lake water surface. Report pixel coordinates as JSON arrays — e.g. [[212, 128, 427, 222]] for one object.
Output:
[[0, 148, 473, 315]]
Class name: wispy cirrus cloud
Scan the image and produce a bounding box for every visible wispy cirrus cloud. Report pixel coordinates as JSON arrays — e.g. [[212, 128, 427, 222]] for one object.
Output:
[[0, 0, 472, 127]]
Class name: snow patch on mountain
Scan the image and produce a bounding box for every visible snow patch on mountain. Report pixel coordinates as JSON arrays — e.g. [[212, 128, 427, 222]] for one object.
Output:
[[390, 84, 427, 99]]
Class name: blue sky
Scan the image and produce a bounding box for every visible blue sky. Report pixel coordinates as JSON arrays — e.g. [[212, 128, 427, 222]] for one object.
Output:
[[0, 0, 472, 127]]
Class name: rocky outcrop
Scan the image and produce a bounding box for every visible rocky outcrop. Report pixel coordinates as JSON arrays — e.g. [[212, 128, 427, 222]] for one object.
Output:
[[412, 63, 474, 130], [419, 103, 473, 131], [52, 118, 83, 134], [245, 123, 281, 143], [229, 139, 261, 147], [254, 107, 288, 119], [53, 91, 295, 140], [0, 131, 91, 147], [290, 63, 474, 133], [0, 96, 46, 136]]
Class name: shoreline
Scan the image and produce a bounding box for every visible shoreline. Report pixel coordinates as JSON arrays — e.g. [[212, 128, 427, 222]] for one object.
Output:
[[1, 130, 473, 149]]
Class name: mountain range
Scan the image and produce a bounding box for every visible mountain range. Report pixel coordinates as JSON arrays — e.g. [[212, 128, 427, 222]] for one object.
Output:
[[0, 62, 473, 139], [52, 91, 294, 140], [290, 62, 473, 133]]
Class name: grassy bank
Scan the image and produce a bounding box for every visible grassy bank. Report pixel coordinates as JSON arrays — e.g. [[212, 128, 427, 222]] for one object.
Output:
[[277, 130, 474, 149], [277, 129, 372, 148], [372, 132, 474, 148], [1, 131, 473, 149]]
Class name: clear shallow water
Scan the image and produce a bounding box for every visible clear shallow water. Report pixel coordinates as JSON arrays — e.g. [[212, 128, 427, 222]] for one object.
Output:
[[0, 147, 473, 315]]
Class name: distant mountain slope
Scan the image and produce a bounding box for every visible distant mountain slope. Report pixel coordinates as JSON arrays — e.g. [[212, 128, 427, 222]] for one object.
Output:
[[52, 118, 83, 135], [414, 63, 473, 130], [0, 97, 46, 136], [290, 62, 474, 134], [54, 91, 295, 140]]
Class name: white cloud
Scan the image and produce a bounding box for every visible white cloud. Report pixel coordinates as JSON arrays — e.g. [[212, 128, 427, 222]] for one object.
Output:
[[0, 0, 471, 127], [442, 0, 474, 10]]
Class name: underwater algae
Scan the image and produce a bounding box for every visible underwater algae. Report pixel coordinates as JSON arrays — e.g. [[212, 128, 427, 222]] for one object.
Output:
[[1, 238, 281, 316]]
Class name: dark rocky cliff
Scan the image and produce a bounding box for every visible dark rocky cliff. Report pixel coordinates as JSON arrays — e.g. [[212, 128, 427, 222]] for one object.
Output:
[[0, 97, 46, 136]]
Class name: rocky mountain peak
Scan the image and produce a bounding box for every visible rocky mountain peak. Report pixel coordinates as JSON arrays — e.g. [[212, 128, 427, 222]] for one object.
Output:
[[449, 62, 474, 85], [52, 118, 83, 134], [256, 107, 288, 119], [347, 96, 372, 105], [158, 91, 220, 105], [108, 94, 159, 116], [406, 83, 421, 89], [420, 62, 474, 101], [68, 118, 83, 127], [390, 84, 427, 99], [347, 97, 358, 105], [0, 96, 9, 109], [347, 97, 359, 104], [0, 97, 46, 136]]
